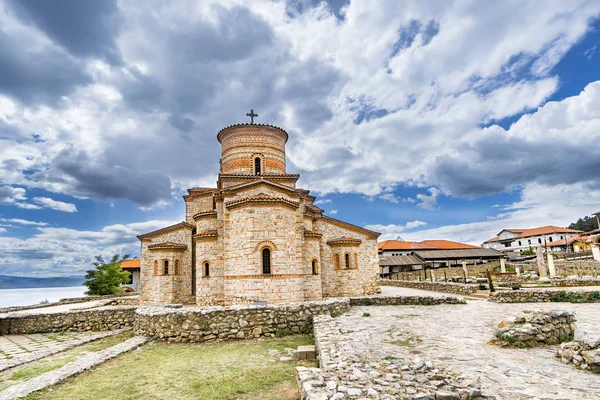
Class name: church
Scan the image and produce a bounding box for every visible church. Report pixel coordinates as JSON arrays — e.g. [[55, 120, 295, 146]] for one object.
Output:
[[137, 112, 381, 305]]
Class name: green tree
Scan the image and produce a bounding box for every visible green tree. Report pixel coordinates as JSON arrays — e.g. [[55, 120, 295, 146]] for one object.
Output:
[[521, 246, 535, 256], [84, 254, 131, 295], [568, 215, 598, 232]]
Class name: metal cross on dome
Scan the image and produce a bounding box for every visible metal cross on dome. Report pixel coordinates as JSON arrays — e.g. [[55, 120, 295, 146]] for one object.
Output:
[[246, 109, 258, 124]]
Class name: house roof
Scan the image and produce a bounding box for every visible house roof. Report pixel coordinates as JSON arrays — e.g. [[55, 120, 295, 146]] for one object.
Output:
[[321, 215, 380, 239], [120, 259, 140, 269], [147, 242, 188, 251], [412, 248, 506, 260], [217, 123, 289, 143], [541, 235, 585, 247], [377, 240, 436, 252], [378, 239, 479, 252], [419, 240, 480, 249], [379, 255, 423, 266], [137, 222, 195, 240], [514, 226, 582, 238]]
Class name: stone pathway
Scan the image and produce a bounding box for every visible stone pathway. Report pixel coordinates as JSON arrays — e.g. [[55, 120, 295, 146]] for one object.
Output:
[[0, 300, 109, 319], [336, 300, 600, 399], [0, 330, 128, 372], [0, 335, 147, 399]]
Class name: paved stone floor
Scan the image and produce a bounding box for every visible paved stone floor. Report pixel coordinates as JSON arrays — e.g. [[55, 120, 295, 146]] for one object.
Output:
[[0, 332, 103, 360], [337, 298, 600, 399]]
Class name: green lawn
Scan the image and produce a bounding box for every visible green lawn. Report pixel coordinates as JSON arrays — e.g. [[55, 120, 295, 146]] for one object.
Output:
[[25, 336, 315, 400]]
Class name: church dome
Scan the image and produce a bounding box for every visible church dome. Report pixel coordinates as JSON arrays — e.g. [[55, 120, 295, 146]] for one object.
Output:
[[217, 122, 288, 175]]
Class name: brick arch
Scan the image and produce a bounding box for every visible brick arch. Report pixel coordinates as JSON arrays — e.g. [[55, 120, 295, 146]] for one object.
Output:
[[250, 153, 265, 175], [254, 240, 278, 252]]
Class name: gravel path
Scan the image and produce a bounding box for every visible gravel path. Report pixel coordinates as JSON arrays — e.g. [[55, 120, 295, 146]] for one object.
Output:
[[336, 301, 600, 399]]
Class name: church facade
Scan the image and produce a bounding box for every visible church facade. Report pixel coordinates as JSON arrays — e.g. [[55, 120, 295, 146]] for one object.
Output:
[[137, 118, 380, 305]]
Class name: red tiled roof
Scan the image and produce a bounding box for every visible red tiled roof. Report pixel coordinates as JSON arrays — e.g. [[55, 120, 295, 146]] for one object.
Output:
[[377, 240, 436, 251], [419, 240, 480, 249], [147, 242, 188, 251], [541, 235, 585, 247], [120, 259, 140, 269], [515, 226, 582, 239]]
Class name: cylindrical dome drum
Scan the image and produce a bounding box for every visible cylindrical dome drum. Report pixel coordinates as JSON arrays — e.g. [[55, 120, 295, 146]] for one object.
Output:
[[217, 124, 288, 175]]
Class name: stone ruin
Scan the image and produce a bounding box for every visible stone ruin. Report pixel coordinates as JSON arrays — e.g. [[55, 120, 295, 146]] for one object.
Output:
[[494, 310, 576, 347], [560, 331, 600, 373]]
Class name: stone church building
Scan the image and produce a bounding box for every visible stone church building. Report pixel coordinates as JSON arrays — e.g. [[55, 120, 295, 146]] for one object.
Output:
[[137, 116, 380, 305]]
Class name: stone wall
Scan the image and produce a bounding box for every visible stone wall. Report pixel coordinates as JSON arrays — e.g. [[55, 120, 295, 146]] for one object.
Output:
[[494, 310, 576, 347], [379, 279, 479, 296], [560, 331, 600, 373], [0, 306, 136, 335], [350, 295, 466, 306], [491, 289, 600, 303], [134, 299, 351, 342], [555, 259, 600, 277], [396, 263, 499, 281]]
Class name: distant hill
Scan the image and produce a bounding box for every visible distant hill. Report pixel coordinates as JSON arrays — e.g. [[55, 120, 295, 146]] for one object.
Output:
[[0, 275, 84, 289], [568, 215, 599, 232]]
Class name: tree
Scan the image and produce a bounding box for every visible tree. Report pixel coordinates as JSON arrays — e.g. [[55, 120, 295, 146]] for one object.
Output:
[[521, 246, 535, 256], [568, 215, 598, 232], [84, 254, 131, 296]]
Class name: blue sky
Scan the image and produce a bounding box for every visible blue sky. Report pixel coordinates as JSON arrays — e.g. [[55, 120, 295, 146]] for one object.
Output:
[[0, 0, 599, 277]]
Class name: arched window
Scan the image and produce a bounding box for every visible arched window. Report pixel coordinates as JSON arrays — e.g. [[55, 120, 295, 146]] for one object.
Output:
[[334, 254, 340, 270], [163, 260, 169, 275], [312, 259, 318, 275], [345, 253, 350, 269], [153, 260, 158, 276], [254, 157, 261, 175], [204, 262, 210, 277], [262, 248, 271, 274], [174, 260, 180, 275]]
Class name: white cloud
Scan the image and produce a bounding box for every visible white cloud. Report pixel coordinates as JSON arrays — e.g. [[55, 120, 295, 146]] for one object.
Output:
[[0, 228, 6, 233], [328, 209, 338, 215], [365, 219, 427, 237], [399, 182, 600, 245], [32, 197, 77, 213], [314, 198, 332, 205], [0, 218, 48, 226], [378, 193, 399, 203], [0, 219, 178, 277], [0, 186, 26, 204], [416, 188, 439, 209]]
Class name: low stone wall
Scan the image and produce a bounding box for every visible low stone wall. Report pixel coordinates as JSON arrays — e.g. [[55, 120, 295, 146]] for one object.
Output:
[[0, 306, 136, 335], [494, 310, 576, 347], [393, 263, 499, 281], [298, 314, 484, 399], [560, 331, 600, 373], [491, 289, 600, 303], [554, 278, 600, 287], [379, 279, 479, 296], [134, 299, 351, 342], [350, 294, 466, 306]]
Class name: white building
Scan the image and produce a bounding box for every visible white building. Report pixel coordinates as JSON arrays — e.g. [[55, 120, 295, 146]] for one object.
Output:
[[482, 226, 582, 253]]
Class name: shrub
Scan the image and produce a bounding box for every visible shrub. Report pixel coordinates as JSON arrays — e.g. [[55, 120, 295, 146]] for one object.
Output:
[[84, 254, 132, 296], [362, 312, 371, 317]]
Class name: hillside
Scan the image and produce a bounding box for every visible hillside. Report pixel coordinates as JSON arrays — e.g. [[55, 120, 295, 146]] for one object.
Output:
[[0, 275, 84, 289]]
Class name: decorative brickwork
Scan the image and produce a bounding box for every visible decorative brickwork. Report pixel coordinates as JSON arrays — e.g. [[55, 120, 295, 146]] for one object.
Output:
[[138, 122, 380, 306]]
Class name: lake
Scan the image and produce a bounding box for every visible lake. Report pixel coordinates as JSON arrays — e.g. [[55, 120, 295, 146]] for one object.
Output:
[[0, 286, 87, 308]]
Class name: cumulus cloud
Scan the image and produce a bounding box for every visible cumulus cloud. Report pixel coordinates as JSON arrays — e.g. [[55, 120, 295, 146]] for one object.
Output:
[[0, 218, 48, 226], [365, 219, 427, 238], [0, 186, 26, 204], [416, 188, 439, 210], [0, 227, 6, 233], [0, 219, 178, 277], [31, 197, 77, 213]]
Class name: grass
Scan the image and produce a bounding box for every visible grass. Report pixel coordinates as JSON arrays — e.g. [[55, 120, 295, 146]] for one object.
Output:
[[393, 314, 419, 319], [0, 330, 135, 392], [388, 339, 415, 347], [24, 335, 315, 400]]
